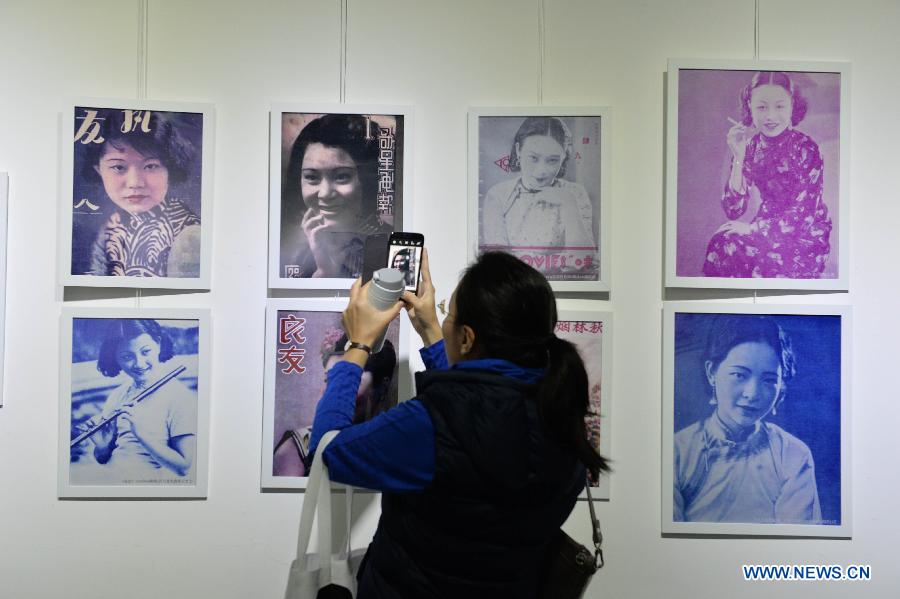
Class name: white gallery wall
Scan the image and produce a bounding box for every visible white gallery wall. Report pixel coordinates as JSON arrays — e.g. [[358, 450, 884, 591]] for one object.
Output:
[[0, 0, 897, 597]]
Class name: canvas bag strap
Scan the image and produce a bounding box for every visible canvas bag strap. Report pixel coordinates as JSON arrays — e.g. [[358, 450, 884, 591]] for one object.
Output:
[[336, 485, 354, 559], [293, 430, 341, 568], [583, 476, 604, 569]]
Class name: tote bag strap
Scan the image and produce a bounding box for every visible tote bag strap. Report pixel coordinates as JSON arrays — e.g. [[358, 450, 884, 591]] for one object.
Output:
[[293, 430, 341, 569], [336, 485, 354, 558]]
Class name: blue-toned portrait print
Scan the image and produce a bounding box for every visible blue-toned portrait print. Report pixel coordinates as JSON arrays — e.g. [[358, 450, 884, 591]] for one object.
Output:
[[71, 107, 204, 278], [68, 318, 200, 486], [673, 312, 841, 526]]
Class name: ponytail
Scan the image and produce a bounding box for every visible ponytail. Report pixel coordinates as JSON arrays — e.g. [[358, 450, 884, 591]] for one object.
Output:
[[538, 336, 610, 476], [455, 252, 610, 476]]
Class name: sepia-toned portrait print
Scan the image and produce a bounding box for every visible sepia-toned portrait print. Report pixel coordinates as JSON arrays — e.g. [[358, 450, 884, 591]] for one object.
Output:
[[269, 106, 410, 289]]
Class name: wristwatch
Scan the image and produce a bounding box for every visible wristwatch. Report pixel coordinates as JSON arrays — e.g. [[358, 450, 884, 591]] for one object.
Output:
[[344, 340, 373, 355]]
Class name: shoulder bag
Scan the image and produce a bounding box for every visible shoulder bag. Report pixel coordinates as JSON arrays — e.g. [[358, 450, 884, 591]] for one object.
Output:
[[538, 478, 605, 599]]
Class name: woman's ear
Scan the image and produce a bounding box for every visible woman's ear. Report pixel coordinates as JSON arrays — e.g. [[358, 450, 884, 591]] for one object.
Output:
[[459, 325, 476, 356], [775, 382, 787, 406], [704, 360, 716, 387]]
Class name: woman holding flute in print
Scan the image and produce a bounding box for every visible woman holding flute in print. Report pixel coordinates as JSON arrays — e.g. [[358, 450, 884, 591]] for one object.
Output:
[[78, 320, 197, 482]]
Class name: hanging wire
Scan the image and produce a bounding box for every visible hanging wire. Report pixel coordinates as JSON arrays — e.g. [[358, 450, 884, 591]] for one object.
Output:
[[753, 0, 759, 306], [137, 0, 149, 99], [340, 0, 349, 103], [753, 0, 760, 60], [337, 0, 349, 298], [537, 0, 546, 105], [136, 0, 149, 308]]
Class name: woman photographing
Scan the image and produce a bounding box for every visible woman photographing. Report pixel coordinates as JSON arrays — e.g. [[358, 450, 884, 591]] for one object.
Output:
[[307, 249, 608, 598]]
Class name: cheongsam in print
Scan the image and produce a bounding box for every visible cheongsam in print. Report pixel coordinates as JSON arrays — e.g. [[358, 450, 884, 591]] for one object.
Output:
[[703, 128, 832, 279], [91, 197, 200, 277]]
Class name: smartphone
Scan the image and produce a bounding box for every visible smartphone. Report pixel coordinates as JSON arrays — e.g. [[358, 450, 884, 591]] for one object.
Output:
[[387, 232, 425, 293], [362, 233, 391, 285]]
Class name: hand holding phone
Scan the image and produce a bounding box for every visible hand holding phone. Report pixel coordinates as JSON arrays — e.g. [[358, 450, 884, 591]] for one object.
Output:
[[387, 232, 425, 293]]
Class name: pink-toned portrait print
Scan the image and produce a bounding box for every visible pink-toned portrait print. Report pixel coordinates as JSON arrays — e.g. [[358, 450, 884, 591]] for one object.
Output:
[[555, 319, 604, 485], [271, 310, 399, 478], [675, 69, 841, 279]]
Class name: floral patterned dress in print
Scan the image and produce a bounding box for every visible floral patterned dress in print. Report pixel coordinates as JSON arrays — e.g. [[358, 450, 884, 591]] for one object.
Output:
[[90, 198, 201, 277], [703, 128, 832, 278]]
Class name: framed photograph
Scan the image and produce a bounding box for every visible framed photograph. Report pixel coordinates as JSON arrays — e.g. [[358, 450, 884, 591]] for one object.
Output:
[[662, 303, 850, 536], [59, 309, 210, 498], [59, 99, 215, 289], [0, 173, 7, 406], [556, 308, 613, 499], [469, 107, 611, 292], [268, 104, 413, 289], [665, 59, 850, 290], [261, 299, 407, 489]]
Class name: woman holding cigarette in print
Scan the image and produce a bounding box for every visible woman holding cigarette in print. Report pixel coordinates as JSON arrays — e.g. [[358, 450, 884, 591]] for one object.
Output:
[[703, 72, 832, 278]]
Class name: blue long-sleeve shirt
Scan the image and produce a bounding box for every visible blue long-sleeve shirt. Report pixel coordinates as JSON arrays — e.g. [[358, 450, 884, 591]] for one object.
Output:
[[308, 340, 543, 493]]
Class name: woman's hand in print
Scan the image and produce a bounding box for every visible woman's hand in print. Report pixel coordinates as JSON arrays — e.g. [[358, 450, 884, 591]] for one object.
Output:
[[533, 187, 572, 207], [726, 118, 755, 163], [715, 220, 755, 237], [301, 208, 356, 277], [91, 417, 118, 448], [117, 408, 142, 442]]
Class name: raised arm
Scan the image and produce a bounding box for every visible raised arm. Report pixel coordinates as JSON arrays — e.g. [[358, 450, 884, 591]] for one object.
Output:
[[401, 248, 443, 349], [721, 121, 755, 219], [308, 360, 435, 492]]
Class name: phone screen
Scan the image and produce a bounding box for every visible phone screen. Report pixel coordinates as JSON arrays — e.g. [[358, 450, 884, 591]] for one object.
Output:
[[387, 233, 424, 293]]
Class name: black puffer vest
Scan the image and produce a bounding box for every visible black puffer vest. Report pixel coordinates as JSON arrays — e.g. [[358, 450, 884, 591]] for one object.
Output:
[[357, 368, 585, 599]]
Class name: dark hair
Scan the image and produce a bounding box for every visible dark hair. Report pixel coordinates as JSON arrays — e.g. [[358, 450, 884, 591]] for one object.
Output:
[[283, 114, 380, 219], [96, 319, 175, 377], [740, 71, 808, 127], [454, 251, 609, 475], [391, 248, 411, 270], [508, 116, 572, 178], [705, 314, 796, 389], [81, 109, 198, 184]]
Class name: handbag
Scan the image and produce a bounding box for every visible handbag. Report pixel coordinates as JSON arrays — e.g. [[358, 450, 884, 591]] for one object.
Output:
[[537, 477, 605, 599], [285, 430, 365, 599]]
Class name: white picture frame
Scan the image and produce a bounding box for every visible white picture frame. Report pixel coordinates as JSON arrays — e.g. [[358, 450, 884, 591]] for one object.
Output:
[[59, 98, 215, 289], [261, 298, 409, 489], [0, 173, 7, 406], [662, 302, 851, 537], [468, 106, 612, 293], [665, 59, 850, 290], [268, 103, 414, 290], [59, 308, 211, 499], [556, 308, 613, 500]]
